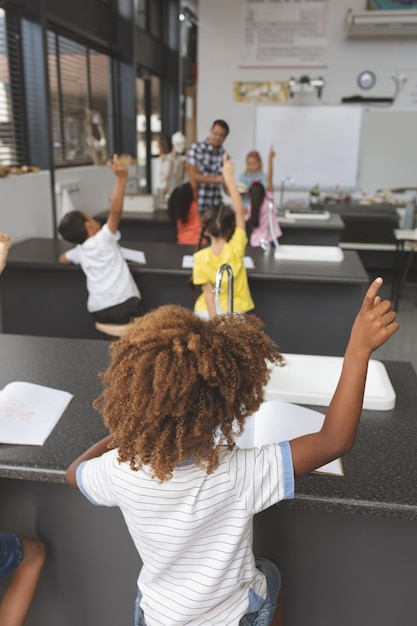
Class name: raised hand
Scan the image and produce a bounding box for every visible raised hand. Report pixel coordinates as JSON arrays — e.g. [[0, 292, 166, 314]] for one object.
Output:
[[0, 232, 11, 273], [222, 153, 235, 178], [107, 154, 128, 179], [348, 277, 399, 358]]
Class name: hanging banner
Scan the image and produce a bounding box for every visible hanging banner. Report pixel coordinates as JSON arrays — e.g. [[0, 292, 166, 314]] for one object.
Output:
[[240, 0, 329, 68]]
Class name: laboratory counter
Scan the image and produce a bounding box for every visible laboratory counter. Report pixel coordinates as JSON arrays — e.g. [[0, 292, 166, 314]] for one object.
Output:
[[0, 334, 414, 519], [93, 209, 345, 246], [0, 333, 416, 626], [0, 335, 417, 626], [0, 237, 369, 356]]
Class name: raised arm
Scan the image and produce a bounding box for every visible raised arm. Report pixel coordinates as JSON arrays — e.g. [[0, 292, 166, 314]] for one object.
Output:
[[203, 282, 217, 319], [222, 154, 245, 231], [290, 277, 399, 477], [267, 147, 275, 193], [106, 154, 128, 234], [0, 232, 11, 274], [187, 163, 223, 186]]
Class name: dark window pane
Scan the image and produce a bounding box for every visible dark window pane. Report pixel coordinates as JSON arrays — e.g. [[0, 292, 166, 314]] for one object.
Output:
[[47, 30, 112, 167], [136, 75, 147, 190], [88, 50, 110, 164], [149, 0, 162, 39], [0, 8, 18, 166], [167, 0, 179, 50], [58, 36, 88, 163], [150, 75, 161, 157], [134, 0, 147, 29]]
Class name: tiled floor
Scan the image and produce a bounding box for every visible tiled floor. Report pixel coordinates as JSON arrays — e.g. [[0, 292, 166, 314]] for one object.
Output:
[[373, 279, 417, 374]]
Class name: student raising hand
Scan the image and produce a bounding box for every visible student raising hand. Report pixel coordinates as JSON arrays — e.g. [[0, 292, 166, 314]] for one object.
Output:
[[222, 153, 245, 231], [222, 152, 235, 178], [0, 232, 11, 274], [348, 277, 399, 357], [106, 153, 128, 179], [290, 277, 399, 478]]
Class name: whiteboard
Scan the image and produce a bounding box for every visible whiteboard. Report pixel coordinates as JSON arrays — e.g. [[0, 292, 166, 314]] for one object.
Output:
[[255, 105, 363, 190], [360, 109, 417, 191]]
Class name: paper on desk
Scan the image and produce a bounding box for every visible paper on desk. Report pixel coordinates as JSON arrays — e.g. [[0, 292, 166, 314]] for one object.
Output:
[[182, 255, 255, 269], [235, 400, 343, 476], [0, 381, 73, 445], [121, 247, 146, 264]]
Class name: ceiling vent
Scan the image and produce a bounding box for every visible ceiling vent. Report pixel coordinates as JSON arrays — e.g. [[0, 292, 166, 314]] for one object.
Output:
[[346, 9, 417, 38]]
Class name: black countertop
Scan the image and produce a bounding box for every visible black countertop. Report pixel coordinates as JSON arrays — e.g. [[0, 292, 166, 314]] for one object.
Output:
[[318, 201, 399, 216], [0, 333, 416, 520], [95, 209, 345, 231], [94, 209, 173, 223], [0, 334, 109, 483], [6, 237, 368, 285]]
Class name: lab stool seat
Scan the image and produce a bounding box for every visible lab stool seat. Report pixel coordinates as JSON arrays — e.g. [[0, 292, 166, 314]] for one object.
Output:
[[95, 321, 135, 339]]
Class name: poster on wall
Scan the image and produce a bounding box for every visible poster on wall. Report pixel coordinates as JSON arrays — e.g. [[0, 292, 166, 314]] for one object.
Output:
[[240, 0, 329, 68], [367, 1, 417, 9], [233, 81, 289, 103]]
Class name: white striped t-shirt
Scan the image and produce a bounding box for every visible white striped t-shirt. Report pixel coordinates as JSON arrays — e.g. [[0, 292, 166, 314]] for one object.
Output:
[[77, 442, 294, 626]]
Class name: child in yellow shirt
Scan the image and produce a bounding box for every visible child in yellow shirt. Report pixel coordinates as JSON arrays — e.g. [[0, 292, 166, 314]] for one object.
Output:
[[192, 154, 254, 319]]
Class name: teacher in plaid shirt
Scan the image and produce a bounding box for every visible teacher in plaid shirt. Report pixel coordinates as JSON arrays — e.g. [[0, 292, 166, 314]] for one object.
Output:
[[187, 119, 229, 214]]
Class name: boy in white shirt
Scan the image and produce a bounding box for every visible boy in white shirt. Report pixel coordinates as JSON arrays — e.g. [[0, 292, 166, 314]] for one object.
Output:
[[67, 281, 398, 625], [58, 155, 144, 324]]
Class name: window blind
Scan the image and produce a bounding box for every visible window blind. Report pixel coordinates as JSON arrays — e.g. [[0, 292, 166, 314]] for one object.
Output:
[[0, 8, 25, 167], [47, 30, 112, 166]]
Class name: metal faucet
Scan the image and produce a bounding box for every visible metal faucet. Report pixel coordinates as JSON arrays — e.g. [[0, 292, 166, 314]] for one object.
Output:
[[266, 198, 281, 251], [213, 263, 234, 315], [279, 176, 295, 212]]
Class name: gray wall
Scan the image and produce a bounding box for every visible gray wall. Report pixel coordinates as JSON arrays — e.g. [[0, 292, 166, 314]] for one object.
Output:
[[2, 0, 417, 241], [196, 0, 417, 191]]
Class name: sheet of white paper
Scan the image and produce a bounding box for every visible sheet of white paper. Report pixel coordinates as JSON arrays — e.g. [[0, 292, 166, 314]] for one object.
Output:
[[0, 382, 73, 446], [235, 400, 343, 476], [244, 256, 255, 269], [182, 255, 254, 269], [121, 247, 146, 264]]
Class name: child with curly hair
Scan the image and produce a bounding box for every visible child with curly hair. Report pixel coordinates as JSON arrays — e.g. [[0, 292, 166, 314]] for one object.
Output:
[[66, 280, 398, 626]]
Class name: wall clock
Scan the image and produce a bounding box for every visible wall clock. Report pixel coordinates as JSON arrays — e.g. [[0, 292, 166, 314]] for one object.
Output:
[[357, 70, 376, 90]]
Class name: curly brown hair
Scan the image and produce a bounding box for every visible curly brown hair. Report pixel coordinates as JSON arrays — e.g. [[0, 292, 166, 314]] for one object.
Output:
[[93, 304, 285, 481]]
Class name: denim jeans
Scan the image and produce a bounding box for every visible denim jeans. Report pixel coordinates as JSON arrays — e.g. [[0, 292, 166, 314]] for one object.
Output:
[[134, 557, 281, 626], [0, 532, 23, 577], [239, 558, 281, 626]]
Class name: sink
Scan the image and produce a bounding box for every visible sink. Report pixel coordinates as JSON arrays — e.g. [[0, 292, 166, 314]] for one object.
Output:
[[274, 245, 344, 262], [123, 194, 154, 213], [265, 353, 395, 410]]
